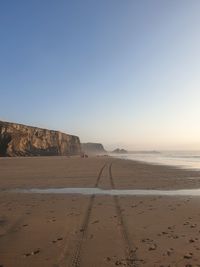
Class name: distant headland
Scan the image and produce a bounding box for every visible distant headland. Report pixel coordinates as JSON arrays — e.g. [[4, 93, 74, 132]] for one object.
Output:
[[112, 148, 128, 154], [81, 142, 107, 155]]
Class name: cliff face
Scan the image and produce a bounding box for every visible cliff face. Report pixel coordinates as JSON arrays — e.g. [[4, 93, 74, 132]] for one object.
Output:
[[81, 143, 107, 155], [0, 121, 81, 157]]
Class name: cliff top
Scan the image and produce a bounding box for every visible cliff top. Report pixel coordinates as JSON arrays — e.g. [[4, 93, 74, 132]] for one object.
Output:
[[0, 120, 79, 138]]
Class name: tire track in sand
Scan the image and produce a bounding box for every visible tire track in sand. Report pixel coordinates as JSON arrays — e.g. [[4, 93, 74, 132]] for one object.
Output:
[[109, 163, 138, 267], [70, 163, 106, 267]]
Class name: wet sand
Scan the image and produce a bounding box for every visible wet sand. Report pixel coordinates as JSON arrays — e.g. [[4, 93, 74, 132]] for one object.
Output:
[[1, 156, 200, 266]]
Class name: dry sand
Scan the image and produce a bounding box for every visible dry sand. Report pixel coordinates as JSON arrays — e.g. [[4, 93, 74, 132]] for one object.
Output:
[[1, 156, 200, 266]]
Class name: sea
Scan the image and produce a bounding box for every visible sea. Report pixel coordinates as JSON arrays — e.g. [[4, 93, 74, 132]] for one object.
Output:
[[110, 151, 200, 170]]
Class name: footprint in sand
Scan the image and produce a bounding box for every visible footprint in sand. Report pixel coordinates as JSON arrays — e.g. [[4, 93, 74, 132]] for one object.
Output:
[[91, 220, 99, 224], [24, 253, 31, 257], [52, 237, 63, 244], [161, 231, 168, 235], [149, 244, 157, 251], [138, 211, 144, 214], [115, 259, 127, 265], [32, 249, 40, 255], [168, 225, 175, 230], [184, 252, 193, 259], [131, 205, 137, 208], [47, 217, 56, 222], [24, 249, 41, 257], [106, 256, 111, 262], [163, 248, 174, 256], [172, 235, 179, 239]]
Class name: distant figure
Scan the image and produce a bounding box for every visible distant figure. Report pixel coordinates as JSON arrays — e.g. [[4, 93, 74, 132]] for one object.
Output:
[[81, 152, 88, 158]]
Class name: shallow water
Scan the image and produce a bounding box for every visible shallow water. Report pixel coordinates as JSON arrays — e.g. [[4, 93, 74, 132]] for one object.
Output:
[[11, 187, 200, 196], [111, 151, 200, 170]]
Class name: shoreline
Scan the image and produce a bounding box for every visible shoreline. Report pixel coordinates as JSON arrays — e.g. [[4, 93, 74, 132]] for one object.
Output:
[[1, 153, 200, 172], [1, 156, 200, 190], [110, 152, 200, 171]]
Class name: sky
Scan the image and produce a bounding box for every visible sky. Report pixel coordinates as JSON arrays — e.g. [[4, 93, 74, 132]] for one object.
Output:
[[1, 0, 200, 150]]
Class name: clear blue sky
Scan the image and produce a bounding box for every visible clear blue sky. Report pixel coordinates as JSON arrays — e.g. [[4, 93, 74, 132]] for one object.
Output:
[[1, 0, 200, 150]]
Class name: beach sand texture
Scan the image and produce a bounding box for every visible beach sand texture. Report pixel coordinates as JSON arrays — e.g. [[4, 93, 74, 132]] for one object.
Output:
[[1, 156, 200, 266]]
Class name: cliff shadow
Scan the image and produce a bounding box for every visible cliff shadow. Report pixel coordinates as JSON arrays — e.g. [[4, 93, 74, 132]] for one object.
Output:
[[0, 134, 11, 156]]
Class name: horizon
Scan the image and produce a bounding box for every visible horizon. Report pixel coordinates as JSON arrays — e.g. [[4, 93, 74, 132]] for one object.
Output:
[[1, 0, 200, 150], [2, 118, 200, 151]]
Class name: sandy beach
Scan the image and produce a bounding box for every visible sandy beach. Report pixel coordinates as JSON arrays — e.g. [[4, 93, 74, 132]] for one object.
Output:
[[1, 156, 200, 267]]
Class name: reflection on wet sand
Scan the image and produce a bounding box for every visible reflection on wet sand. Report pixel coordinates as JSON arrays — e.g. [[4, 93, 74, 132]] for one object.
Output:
[[12, 187, 200, 196]]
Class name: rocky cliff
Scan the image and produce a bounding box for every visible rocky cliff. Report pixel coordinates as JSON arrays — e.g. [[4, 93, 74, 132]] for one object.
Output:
[[0, 121, 81, 157], [81, 143, 107, 155]]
